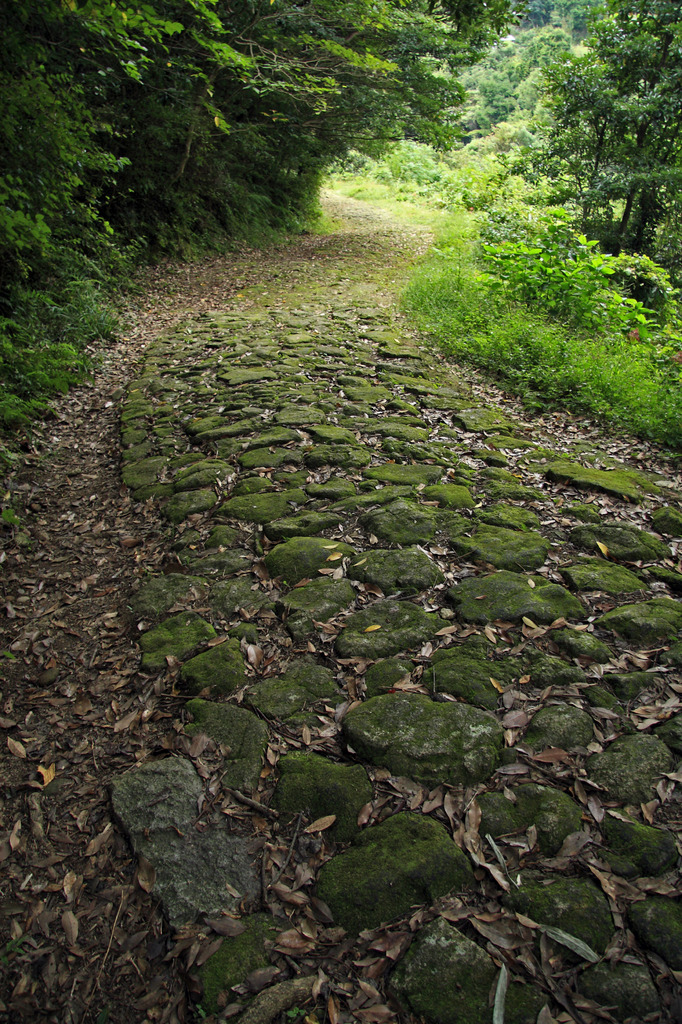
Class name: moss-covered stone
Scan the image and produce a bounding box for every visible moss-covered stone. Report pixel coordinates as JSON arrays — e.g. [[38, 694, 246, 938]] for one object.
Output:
[[449, 571, 584, 625], [272, 752, 372, 842], [122, 456, 169, 492], [274, 405, 325, 426], [364, 464, 442, 486], [199, 913, 279, 1015], [570, 523, 670, 562], [182, 548, 252, 577], [277, 577, 356, 640], [479, 783, 582, 856], [602, 813, 678, 877], [316, 813, 474, 934], [335, 600, 439, 659], [264, 536, 355, 586], [578, 962, 660, 1021], [363, 500, 442, 548], [654, 712, 682, 754], [139, 612, 217, 670], [238, 447, 302, 471], [305, 479, 357, 501], [597, 597, 682, 643], [523, 705, 594, 750], [421, 483, 475, 509], [545, 461, 654, 501], [129, 574, 208, 621], [174, 460, 232, 492], [303, 444, 370, 470], [332, 485, 413, 512], [559, 558, 643, 594], [566, 502, 602, 524], [241, 427, 299, 450], [588, 734, 674, 803], [221, 489, 308, 525], [179, 639, 246, 696], [645, 564, 682, 592], [504, 875, 613, 955], [521, 652, 586, 688], [342, 692, 503, 788], [185, 699, 269, 792], [662, 641, 682, 667], [551, 628, 613, 663], [163, 488, 219, 524], [606, 672, 654, 701], [430, 638, 516, 710], [247, 660, 339, 724], [391, 918, 495, 1024], [348, 547, 444, 595], [452, 525, 550, 572], [476, 503, 540, 531], [364, 658, 413, 698], [651, 505, 682, 537], [453, 408, 515, 433], [110, 757, 259, 929], [206, 525, 239, 549], [232, 477, 275, 496], [628, 896, 682, 970], [263, 510, 343, 541]]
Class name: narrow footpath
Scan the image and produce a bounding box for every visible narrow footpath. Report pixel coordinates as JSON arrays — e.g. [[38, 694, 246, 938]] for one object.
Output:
[[2, 193, 682, 1024]]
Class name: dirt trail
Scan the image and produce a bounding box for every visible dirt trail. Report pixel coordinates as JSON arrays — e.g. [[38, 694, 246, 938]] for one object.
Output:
[[1, 193, 681, 1024]]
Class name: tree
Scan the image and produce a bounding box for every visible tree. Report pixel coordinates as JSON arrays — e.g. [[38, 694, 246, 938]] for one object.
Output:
[[531, 0, 682, 264]]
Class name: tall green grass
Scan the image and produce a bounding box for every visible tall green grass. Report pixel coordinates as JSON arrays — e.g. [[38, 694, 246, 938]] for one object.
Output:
[[403, 248, 682, 451]]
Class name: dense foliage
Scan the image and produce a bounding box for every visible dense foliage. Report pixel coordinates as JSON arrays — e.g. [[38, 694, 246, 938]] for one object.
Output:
[[527, 0, 682, 271], [0, 0, 517, 434]]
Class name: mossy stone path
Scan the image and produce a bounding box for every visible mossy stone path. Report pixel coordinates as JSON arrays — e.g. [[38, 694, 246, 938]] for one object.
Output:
[[113, 195, 682, 1024]]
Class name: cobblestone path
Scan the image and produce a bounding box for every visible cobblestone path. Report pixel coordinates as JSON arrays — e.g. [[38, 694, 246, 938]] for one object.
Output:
[[114, 195, 682, 1024]]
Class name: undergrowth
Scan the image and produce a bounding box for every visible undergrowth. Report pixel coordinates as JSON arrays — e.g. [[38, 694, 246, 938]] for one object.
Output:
[[329, 153, 682, 453]]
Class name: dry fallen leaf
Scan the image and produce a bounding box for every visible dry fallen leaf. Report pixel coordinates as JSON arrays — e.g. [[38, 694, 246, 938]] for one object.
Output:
[[364, 624, 382, 632], [62, 910, 79, 946], [305, 814, 337, 833], [7, 736, 26, 759], [37, 763, 56, 786], [136, 854, 156, 893]]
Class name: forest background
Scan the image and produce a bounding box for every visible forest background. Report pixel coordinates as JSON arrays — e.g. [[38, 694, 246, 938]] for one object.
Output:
[[2, 0, 682, 473]]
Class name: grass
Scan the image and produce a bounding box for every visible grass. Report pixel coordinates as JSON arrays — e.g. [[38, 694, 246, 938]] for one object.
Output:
[[327, 172, 682, 454]]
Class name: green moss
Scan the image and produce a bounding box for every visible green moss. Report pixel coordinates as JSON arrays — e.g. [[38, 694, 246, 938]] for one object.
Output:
[[505, 875, 613, 955], [523, 705, 594, 750], [652, 505, 682, 537], [551, 628, 613, 663], [342, 692, 503, 788], [602, 814, 678, 877], [272, 752, 372, 842], [264, 510, 343, 541], [628, 896, 682, 970], [139, 612, 216, 670], [335, 599, 439, 659], [545, 461, 656, 501], [360, 499, 438, 545], [476, 503, 540, 531], [421, 483, 475, 509], [479, 784, 582, 856], [316, 813, 474, 934], [348, 547, 444, 595], [364, 463, 442, 486], [559, 558, 643, 595], [578, 963, 660, 1021], [129, 574, 208, 621], [179, 639, 245, 696], [364, 658, 413, 698], [452, 525, 550, 572], [222, 489, 308, 525], [597, 598, 682, 642], [588, 734, 673, 803], [185, 699, 269, 792], [570, 523, 670, 562], [264, 536, 355, 585], [449, 571, 584, 625], [163, 488, 219, 524]]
